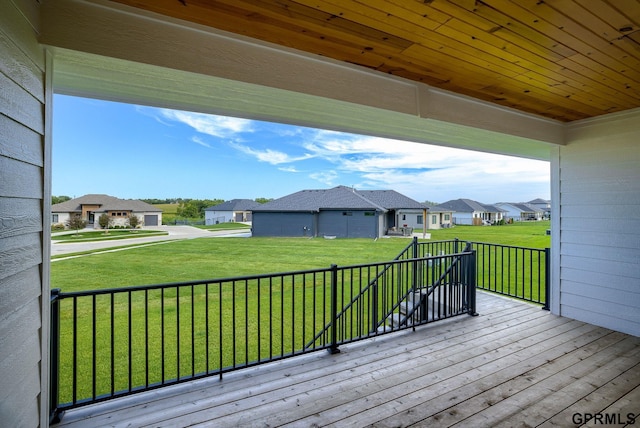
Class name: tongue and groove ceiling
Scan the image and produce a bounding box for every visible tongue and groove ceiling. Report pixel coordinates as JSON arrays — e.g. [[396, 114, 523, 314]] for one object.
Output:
[[109, 0, 640, 123]]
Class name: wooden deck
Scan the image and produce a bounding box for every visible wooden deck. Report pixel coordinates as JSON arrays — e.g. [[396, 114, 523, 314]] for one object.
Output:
[[55, 292, 640, 427]]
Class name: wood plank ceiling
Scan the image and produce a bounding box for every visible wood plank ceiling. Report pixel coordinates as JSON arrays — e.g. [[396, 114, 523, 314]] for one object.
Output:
[[110, 0, 640, 122]]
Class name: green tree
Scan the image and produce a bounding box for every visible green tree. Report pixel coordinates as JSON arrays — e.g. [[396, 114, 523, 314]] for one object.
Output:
[[177, 199, 223, 218], [52, 195, 71, 205], [98, 213, 112, 231], [255, 197, 273, 204], [128, 214, 141, 229], [66, 214, 87, 234]]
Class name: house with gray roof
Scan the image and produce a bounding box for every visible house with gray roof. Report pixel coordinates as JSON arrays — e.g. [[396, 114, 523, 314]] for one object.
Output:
[[528, 198, 551, 219], [204, 199, 261, 224], [495, 202, 545, 222], [438, 198, 506, 225], [425, 204, 455, 229], [251, 186, 426, 238], [51, 194, 162, 228]]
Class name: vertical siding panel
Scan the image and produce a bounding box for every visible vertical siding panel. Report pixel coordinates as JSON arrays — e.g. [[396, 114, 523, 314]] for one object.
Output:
[[0, 1, 46, 427], [560, 112, 640, 336]]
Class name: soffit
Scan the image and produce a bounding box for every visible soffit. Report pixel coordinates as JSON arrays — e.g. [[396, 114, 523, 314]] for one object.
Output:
[[109, 0, 640, 123]]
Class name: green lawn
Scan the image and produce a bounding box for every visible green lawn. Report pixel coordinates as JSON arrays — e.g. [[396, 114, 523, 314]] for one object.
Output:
[[51, 237, 413, 291], [51, 221, 550, 292], [425, 220, 550, 248]]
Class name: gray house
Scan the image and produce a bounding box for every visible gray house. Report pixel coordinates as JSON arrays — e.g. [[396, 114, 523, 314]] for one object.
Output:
[[2, 2, 640, 426], [495, 202, 545, 222], [438, 199, 506, 225], [204, 199, 260, 224], [528, 198, 552, 219], [252, 186, 425, 238]]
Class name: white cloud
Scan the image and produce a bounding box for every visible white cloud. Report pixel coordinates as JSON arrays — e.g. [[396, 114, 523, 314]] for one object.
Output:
[[229, 141, 314, 165], [309, 170, 339, 186], [159, 110, 253, 137], [278, 166, 299, 173], [298, 130, 550, 202], [138, 107, 549, 202], [191, 136, 211, 148]]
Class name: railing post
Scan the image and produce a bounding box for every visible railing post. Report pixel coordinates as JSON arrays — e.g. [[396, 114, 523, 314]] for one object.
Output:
[[543, 248, 551, 311], [467, 251, 478, 316], [412, 236, 418, 289], [371, 280, 378, 334], [49, 289, 64, 424], [328, 264, 340, 354]]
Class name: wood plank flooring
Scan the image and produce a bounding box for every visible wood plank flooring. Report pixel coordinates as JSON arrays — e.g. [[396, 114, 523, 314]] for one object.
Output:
[[55, 292, 640, 427]]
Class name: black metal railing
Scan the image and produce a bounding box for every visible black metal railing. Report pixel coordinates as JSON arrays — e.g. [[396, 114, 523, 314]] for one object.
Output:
[[469, 242, 549, 308], [411, 238, 549, 308], [49, 247, 476, 422], [50, 238, 550, 422], [304, 242, 476, 350]]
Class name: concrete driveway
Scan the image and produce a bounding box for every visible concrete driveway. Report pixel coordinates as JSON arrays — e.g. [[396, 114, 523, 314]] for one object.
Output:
[[51, 225, 250, 257]]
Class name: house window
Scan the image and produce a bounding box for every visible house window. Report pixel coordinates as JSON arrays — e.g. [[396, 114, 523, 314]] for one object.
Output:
[[52, 214, 58, 223], [417, 215, 423, 224], [342, 211, 352, 216], [364, 212, 375, 216], [444, 214, 450, 221], [432, 215, 437, 224]]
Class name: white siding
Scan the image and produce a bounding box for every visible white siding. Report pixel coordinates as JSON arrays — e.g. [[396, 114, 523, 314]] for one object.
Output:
[[453, 213, 473, 225], [560, 111, 640, 336], [0, 1, 47, 426], [205, 210, 234, 225]]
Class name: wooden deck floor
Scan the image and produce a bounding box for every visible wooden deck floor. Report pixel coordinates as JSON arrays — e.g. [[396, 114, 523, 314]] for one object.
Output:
[[56, 292, 640, 427]]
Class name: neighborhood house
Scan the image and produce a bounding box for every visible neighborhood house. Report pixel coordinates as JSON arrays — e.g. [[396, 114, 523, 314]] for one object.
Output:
[[51, 194, 162, 229], [251, 186, 429, 238], [204, 199, 261, 224], [438, 198, 507, 225], [495, 202, 545, 222]]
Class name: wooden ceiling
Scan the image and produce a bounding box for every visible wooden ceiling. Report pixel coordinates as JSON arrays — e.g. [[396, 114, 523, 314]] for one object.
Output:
[[110, 0, 640, 122]]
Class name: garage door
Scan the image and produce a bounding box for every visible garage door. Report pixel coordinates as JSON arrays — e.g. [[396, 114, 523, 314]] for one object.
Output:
[[144, 214, 158, 226]]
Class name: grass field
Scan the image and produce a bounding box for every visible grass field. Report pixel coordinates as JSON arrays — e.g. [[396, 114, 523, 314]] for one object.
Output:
[[425, 220, 550, 248], [154, 203, 180, 214], [51, 221, 550, 291]]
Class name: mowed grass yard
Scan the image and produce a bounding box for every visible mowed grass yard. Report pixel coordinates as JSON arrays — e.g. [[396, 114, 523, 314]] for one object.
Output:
[[51, 221, 550, 292], [51, 221, 550, 404]]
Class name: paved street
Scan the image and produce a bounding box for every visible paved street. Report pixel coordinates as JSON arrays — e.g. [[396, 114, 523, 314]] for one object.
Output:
[[51, 225, 250, 258]]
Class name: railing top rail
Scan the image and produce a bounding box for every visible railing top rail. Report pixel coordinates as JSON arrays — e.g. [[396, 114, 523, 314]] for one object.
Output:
[[56, 266, 329, 298], [56, 251, 475, 298], [470, 241, 547, 252]]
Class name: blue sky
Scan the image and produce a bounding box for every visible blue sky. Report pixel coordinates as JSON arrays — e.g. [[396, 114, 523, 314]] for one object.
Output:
[[52, 94, 550, 204]]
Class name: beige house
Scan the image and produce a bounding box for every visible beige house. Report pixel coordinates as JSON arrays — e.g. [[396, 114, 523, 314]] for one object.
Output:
[[425, 206, 455, 230], [52, 194, 162, 228], [1, 1, 639, 426]]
